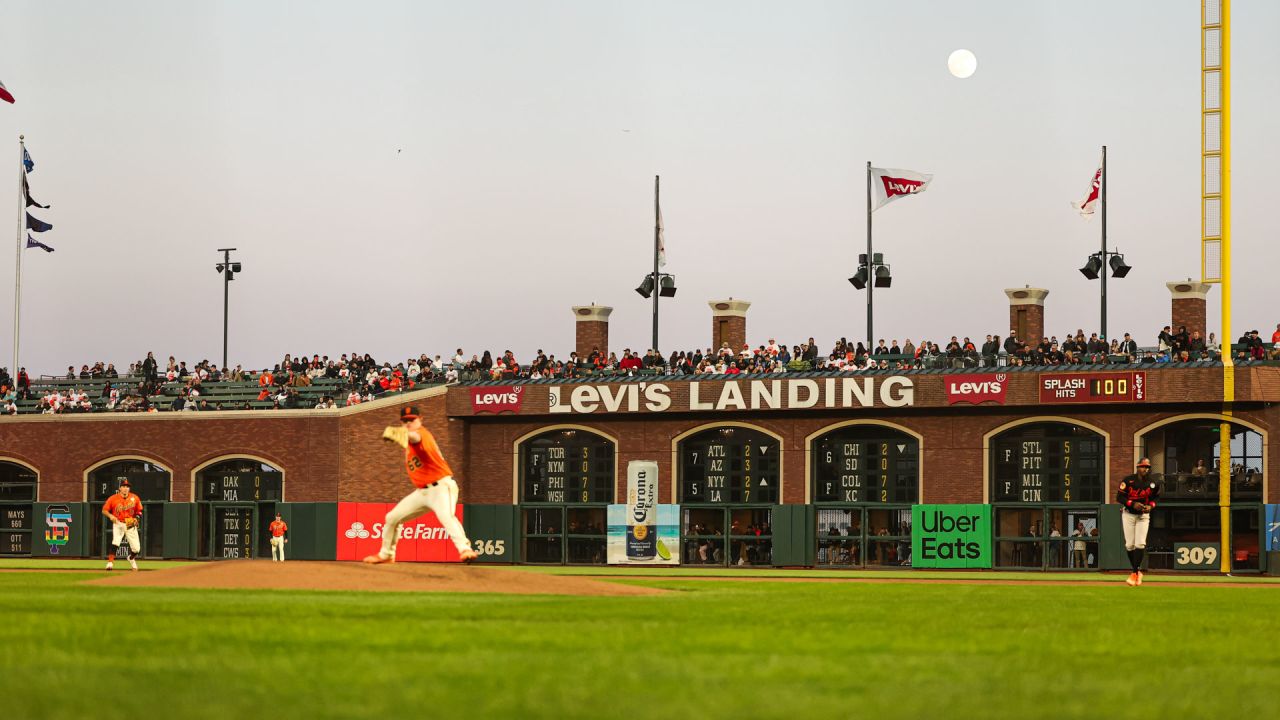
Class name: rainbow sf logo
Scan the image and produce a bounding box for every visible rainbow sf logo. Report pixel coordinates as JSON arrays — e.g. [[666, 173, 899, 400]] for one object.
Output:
[[44, 504, 72, 554]]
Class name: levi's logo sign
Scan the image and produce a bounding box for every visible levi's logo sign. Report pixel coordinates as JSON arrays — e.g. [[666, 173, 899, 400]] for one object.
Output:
[[882, 176, 926, 197], [945, 373, 1007, 405], [471, 386, 524, 414]]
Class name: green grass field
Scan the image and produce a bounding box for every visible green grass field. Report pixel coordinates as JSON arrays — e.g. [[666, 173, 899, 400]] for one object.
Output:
[[1, 565, 1275, 719]]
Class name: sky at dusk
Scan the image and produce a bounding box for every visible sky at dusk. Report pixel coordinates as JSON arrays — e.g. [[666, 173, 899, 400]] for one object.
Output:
[[1, 1, 1276, 375]]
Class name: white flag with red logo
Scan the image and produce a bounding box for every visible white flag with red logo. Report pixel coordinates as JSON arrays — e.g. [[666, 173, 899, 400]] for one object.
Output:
[[1071, 156, 1102, 219], [870, 167, 933, 211]]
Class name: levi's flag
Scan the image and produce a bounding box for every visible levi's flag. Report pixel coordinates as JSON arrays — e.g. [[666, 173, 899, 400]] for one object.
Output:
[[870, 167, 933, 211], [1071, 155, 1102, 218], [22, 175, 47, 209], [0, 80, 13, 104], [26, 235, 54, 252], [26, 212, 52, 232], [657, 205, 666, 267]]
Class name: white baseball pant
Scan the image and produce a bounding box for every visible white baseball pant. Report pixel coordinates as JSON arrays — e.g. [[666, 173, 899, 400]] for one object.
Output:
[[271, 536, 287, 561], [377, 477, 471, 560], [111, 521, 141, 553], [1121, 512, 1151, 550]]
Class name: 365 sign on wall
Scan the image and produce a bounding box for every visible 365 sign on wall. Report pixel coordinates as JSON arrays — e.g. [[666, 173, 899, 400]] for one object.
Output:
[[911, 504, 991, 568]]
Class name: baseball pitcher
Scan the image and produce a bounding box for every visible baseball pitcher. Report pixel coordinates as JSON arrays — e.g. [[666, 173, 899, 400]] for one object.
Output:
[[363, 405, 478, 564]]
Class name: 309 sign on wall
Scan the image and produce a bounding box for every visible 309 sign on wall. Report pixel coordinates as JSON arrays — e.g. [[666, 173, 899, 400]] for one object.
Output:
[[1173, 542, 1220, 569]]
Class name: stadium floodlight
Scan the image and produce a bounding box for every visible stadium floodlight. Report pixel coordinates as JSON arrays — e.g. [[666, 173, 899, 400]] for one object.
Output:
[[635, 275, 655, 299], [874, 265, 893, 288], [847, 268, 868, 290], [1079, 255, 1103, 280], [658, 275, 677, 297], [1109, 254, 1132, 278]]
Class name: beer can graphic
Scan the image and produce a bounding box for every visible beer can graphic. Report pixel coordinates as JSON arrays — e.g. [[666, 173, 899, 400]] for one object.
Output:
[[626, 460, 658, 560]]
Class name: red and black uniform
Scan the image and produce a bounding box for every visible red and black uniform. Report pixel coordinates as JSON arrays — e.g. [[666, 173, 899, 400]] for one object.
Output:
[[1117, 474, 1160, 514]]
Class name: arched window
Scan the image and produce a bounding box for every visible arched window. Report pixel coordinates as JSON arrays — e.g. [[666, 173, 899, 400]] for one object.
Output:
[[0, 461, 38, 556], [811, 425, 918, 567], [989, 423, 1104, 570], [195, 458, 285, 560], [88, 459, 172, 559], [517, 429, 614, 565], [677, 426, 780, 567]]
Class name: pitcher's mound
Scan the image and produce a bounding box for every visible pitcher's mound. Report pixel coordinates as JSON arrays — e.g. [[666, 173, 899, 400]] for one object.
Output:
[[84, 561, 662, 597]]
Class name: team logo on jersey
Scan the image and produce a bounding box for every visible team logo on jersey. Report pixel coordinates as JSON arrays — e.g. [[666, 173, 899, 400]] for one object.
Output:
[[44, 504, 73, 554]]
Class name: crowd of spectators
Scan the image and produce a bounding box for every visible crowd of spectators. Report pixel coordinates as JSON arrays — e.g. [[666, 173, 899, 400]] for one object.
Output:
[[1, 322, 1274, 415]]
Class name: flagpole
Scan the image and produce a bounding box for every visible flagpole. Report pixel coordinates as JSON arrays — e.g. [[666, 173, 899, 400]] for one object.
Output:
[[1100, 145, 1107, 341], [866, 161, 873, 351], [13, 135, 24, 378], [652, 175, 660, 353]]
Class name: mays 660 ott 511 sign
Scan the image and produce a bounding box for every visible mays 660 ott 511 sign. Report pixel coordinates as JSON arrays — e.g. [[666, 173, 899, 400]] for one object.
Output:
[[548, 377, 915, 414], [1039, 371, 1146, 404]]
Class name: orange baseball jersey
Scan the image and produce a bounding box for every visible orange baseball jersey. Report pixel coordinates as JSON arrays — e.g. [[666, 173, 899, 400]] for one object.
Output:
[[406, 427, 453, 488], [103, 493, 143, 522], [269, 520, 288, 537]]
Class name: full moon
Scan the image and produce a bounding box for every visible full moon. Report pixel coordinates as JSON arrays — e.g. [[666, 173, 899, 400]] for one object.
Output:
[[948, 49, 977, 79]]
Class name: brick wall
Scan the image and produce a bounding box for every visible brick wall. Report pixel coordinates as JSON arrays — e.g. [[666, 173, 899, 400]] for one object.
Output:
[[576, 321, 609, 359], [1172, 298, 1207, 339], [2, 376, 1275, 509]]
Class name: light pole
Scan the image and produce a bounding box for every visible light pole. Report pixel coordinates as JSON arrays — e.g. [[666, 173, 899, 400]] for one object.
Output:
[[215, 248, 241, 369], [636, 176, 676, 352], [848, 253, 892, 351]]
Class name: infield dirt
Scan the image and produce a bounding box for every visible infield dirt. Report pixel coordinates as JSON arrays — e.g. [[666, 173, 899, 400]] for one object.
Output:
[[83, 560, 664, 596]]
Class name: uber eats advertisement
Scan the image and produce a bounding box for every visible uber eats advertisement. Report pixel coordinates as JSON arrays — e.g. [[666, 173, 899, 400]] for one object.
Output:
[[912, 504, 991, 568]]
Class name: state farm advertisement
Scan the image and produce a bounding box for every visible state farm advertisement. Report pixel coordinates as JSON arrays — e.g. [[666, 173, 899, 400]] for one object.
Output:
[[945, 373, 1008, 405], [336, 502, 465, 562], [471, 386, 524, 414]]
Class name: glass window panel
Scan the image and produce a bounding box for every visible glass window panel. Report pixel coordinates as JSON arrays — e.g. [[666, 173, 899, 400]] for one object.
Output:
[[683, 537, 724, 565], [683, 507, 724, 536], [566, 537, 605, 565]]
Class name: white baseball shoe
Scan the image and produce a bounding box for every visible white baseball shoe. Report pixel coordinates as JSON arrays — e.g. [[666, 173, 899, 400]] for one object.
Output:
[[105, 561, 113, 571], [129, 558, 139, 572]]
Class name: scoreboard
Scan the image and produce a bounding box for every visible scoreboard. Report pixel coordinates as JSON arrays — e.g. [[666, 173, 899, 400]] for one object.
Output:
[[214, 506, 254, 559], [0, 504, 32, 556], [91, 472, 170, 502], [522, 432, 615, 503], [199, 471, 283, 503], [680, 428, 779, 504], [993, 431, 1103, 503], [813, 433, 919, 504], [1039, 371, 1146, 404]]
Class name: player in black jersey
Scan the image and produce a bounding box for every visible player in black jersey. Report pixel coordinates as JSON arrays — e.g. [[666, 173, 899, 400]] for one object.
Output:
[[1117, 457, 1160, 586]]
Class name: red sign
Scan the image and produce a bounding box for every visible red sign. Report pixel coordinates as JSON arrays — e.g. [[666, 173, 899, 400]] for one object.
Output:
[[945, 373, 1008, 405], [1039, 371, 1146, 404], [336, 502, 465, 562], [470, 386, 524, 414]]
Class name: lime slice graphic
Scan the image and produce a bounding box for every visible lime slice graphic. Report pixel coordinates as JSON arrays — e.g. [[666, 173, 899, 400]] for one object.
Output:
[[656, 539, 671, 561]]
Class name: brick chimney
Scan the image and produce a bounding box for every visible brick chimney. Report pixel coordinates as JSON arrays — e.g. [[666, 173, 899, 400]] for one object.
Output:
[[1166, 280, 1211, 340], [1005, 287, 1049, 345], [572, 305, 612, 359], [709, 299, 751, 353]]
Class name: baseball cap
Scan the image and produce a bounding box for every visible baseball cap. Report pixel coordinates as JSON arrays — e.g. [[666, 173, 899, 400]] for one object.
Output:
[[1137, 458, 1152, 468], [118, 479, 131, 487], [400, 406, 420, 421]]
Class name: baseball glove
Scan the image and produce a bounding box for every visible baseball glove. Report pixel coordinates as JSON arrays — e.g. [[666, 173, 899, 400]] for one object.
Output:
[[381, 425, 409, 449], [124, 517, 140, 529]]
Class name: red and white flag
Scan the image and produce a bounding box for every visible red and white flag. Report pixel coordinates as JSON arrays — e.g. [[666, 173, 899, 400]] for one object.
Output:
[[1071, 156, 1102, 218], [870, 167, 933, 211], [0, 80, 14, 104]]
